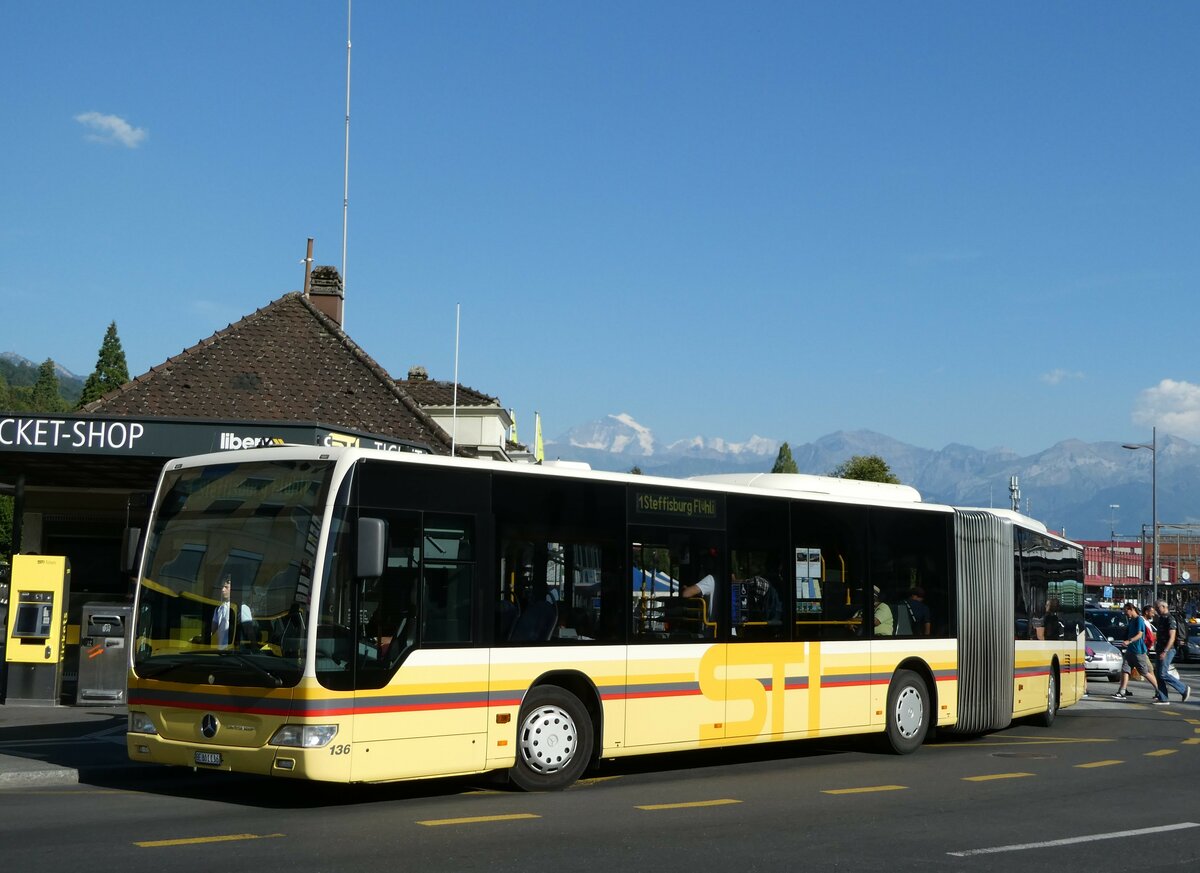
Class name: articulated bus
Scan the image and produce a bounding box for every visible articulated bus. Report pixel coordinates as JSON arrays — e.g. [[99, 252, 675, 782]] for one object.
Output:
[[127, 446, 1084, 790]]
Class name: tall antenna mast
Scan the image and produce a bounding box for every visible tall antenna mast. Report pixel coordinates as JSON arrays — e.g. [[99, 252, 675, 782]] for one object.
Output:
[[340, 0, 352, 326], [451, 303, 461, 455]]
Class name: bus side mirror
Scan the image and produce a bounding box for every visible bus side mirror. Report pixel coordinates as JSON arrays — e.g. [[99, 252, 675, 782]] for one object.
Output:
[[357, 517, 386, 579], [121, 528, 142, 574]]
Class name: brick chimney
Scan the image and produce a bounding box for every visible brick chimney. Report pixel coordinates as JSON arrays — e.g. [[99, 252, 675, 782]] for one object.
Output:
[[307, 265, 344, 326]]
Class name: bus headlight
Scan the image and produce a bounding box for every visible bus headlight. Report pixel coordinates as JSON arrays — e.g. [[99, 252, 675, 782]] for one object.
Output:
[[129, 711, 158, 735], [269, 724, 338, 748]]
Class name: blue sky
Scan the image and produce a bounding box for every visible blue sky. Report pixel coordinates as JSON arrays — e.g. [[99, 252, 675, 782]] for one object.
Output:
[[4, 2, 1198, 456]]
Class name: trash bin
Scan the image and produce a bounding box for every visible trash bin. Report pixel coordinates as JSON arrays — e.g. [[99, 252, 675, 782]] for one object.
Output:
[[76, 603, 133, 705]]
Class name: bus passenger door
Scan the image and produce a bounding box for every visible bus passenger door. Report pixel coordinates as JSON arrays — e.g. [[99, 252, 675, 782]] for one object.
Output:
[[350, 510, 489, 781], [624, 531, 727, 748]]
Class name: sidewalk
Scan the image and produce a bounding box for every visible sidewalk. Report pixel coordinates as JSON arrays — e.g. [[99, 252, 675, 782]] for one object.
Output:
[[0, 702, 152, 789]]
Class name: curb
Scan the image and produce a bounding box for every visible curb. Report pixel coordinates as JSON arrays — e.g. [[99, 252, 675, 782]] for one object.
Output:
[[0, 766, 80, 789], [0, 762, 177, 791]]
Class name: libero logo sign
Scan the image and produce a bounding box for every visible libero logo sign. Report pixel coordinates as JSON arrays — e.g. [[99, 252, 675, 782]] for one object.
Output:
[[219, 433, 286, 450]]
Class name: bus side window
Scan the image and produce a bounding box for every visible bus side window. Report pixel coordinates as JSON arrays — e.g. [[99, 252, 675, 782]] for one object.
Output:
[[422, 514, 475, 645]]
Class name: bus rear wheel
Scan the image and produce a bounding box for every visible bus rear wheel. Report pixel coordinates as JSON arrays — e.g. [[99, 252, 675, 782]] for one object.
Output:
[[883, 669, 928, 754], [509, 686, 594, 791]]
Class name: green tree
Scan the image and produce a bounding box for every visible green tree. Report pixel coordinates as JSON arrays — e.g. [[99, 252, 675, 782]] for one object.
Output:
[[0, 371, 9, 409], [629, 465, 643, 475], [770, 442, 798, 474], [78, 321, 130, 407], [830, 454, 900, 484], [30, 359, 67, 412]]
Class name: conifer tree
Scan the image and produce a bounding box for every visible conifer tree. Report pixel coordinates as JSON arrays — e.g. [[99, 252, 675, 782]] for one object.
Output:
[[0, 494, 12, 558], [30, 359, 67, 412], [78, 321, 130, 407], [771, 442, 799, 474]]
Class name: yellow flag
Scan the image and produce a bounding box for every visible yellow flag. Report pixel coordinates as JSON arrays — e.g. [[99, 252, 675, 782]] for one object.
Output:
[[534, 412, 544, 463]]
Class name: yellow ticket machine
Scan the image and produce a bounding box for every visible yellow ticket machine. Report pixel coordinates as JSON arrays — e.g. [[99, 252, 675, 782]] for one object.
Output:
[[4, 555, 71, 705]]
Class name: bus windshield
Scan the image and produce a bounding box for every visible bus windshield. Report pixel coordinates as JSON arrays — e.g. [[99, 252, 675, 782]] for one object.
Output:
[[132, 457, 335, 687]]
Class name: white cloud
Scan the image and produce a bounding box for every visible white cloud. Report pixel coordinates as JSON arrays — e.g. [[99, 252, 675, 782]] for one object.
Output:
[[1040, 368, 1084, 386], [74, 111, 147, 148], [1133, 379, 1200, 439]]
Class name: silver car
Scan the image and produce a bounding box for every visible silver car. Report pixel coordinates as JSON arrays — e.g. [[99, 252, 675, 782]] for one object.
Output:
[[1085, 621, 1122, 682]]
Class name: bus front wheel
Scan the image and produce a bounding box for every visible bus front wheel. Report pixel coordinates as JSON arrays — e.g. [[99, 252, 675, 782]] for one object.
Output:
[[883, 670, 928, 754], [509, 686, 594, 791], [1034, 668, 1058, 728]]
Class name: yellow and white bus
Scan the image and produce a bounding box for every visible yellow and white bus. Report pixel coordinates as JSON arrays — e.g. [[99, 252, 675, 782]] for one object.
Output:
[[127, 446, 1084, 790]]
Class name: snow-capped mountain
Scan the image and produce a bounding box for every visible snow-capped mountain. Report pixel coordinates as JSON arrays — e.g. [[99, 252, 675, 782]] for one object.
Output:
[[557, 414, 778, 477], [564, 413, 658, 456], [546, 415, 1200, 540]]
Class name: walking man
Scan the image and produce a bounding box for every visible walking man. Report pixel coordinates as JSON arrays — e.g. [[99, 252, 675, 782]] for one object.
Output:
[[1111, 602, 1165, 703], [1153, 600, 1192, 703]]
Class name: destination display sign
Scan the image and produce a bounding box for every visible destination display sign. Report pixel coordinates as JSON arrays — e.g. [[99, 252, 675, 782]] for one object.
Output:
[[629, 487, 725, 529]]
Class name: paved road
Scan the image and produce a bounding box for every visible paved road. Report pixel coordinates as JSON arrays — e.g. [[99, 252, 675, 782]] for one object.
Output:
[[2, 671, 1198, 873]]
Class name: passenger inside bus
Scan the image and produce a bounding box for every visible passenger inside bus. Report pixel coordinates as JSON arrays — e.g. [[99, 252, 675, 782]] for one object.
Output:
[[509, 579, 557, 642], [680, 553, 717, 611]]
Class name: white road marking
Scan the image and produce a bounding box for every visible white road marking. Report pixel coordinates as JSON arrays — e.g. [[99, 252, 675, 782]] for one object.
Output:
[[948, 823, 1200, 857]]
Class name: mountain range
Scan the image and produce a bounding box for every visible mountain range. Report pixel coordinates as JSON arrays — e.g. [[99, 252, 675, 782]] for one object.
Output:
[[548, 413, 1198, 542], [3, 342, 1186, 542], [0, 352, 84, 405]]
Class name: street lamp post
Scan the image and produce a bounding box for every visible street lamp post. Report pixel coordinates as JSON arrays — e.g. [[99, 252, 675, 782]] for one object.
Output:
[[1123, 427, 1158, 604], [1109, 503, 1119, 596]]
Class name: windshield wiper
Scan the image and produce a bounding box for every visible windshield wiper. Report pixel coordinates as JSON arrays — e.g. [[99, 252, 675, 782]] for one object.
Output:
[[136, 657, 191, 679], [215, 651, 284, 687]]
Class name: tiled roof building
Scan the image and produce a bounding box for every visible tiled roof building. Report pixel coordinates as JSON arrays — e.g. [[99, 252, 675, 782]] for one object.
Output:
[[83, 278, 454, 455], [397, 366, 518, 461]]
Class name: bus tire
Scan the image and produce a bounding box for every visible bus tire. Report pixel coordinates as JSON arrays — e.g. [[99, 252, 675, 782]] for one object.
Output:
[[1034, 667, 1058, 728], [883, 669, 928, 755], [509, 685, 594, 791]]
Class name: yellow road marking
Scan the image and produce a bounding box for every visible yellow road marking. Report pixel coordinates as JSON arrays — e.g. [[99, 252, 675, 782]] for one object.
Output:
[[1076, 760, 1123, 768], [1183, 738, 1200, 745], [822, 785, 907, 795], [417, 814, 540, 827], [636, 799, 741, 811], [963, 773, 1034, 782], [1146, 749, 1177, 757], [136, 833, 285, 848], [1185, 719, 1200, 726]]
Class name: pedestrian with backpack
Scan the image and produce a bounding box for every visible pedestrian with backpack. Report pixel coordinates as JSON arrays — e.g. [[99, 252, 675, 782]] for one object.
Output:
[[1111, 602, 1164, 702], [1153, 600, 1192, 703]]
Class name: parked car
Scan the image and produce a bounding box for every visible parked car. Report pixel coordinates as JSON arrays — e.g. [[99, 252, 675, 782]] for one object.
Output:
[[1182, 619, 1200, 663], [1085, 621, 1123, 682], [1086, 607, 1127, 642]]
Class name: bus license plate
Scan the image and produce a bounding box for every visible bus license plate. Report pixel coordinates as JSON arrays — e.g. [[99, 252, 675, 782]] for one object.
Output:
[[194, 751, 222, 766]]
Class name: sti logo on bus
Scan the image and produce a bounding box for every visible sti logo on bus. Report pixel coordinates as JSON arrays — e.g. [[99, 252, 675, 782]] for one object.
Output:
[[219, 433, 286, 450]]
